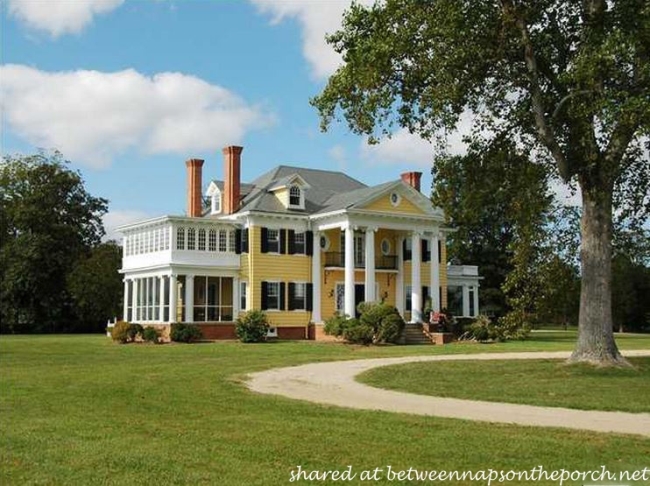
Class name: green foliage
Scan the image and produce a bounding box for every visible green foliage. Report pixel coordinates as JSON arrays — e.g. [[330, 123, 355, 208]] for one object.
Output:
[[358, 302, 405, 344], [1, 151, 108, 333], [312, 0, 650, 361], [142, 327, 161, 344], [127, 323, 144, 342], [612, 254, 650, 333], [67, 242, 123, 333], [325, 304, 405, 344], [110, 321, 132, 344], [342, 320, 374, 345], [323, 313, 350, 338], [235, 310, 270, 343], [464, 315, 530, 343], [170, 323, 203, 343]]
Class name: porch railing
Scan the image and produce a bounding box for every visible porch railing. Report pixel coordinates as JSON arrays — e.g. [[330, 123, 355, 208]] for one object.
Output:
[[324, 252, 397, 270]]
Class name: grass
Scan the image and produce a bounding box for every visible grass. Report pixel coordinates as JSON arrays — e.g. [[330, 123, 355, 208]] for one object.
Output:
[[358, 357, 650, 413], [1, 332, 650, 485]]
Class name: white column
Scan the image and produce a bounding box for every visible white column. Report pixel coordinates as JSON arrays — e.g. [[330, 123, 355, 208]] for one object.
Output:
[[344, 225, 355, 317], [169, 274, 177, 323], [185, 275, 195, 322], [123, 279, 129, 322], [411, 232, 422, 323], [158, 276, 165, 322], [364, 228, 376, 302], [233, 277, 240, 318], [462, 284, 470, 317], [473, 286, 480, 317], [430, 234, 441, 312], [131, 278, 139, 322], [311, 230, 322, 323], [396, 236, 404, 317]]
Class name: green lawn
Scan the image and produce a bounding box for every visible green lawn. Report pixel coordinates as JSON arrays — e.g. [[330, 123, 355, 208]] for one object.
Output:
[[1, 333, 650, 485], [359, 357, 650, 413]]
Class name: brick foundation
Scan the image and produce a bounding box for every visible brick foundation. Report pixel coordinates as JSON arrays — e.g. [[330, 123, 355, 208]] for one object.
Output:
[[196, 323, 237, 340], [277, 326, 307, 340]]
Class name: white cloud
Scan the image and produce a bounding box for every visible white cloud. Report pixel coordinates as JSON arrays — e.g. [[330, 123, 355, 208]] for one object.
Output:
[[7, 0, 125, 37], [102, 209, 155, 242], [328, 144, 346, 169], [360, 129, 435, 167], [0, 65, 275, 168], [250, 0, 373, 79]]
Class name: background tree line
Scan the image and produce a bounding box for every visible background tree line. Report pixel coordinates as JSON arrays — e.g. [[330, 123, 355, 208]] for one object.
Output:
[[1, 152, 122, 334], [432, 139, 649, 333]]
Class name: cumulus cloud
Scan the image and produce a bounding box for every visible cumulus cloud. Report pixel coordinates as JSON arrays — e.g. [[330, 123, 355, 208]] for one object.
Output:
[[360, 129, 436, 167], [7, 0, 125, 37], [0, 65, 274, 168], [103, 209, 156, 242], [250, 0, 373, 79]]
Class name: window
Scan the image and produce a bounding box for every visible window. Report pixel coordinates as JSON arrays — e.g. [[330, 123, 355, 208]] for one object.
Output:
[[187, 227, 196, 250], [266, 229, 280, 253], [198, 228, 206, 251], [390, 192, 401, 206], [229, 230, 236, 252], [403, 238, 412, 261], [340, 232, 365, 267], [208, 229, 217, 252], [176, 227, 185, 250], [289, 283, 306, 310], [335, 284, 345, 312], [405, 285, 412, 311], [289, 230, 306, 255], [289, 185, 301, 207], [320, 235, 330, 251], [381, 239, 391, 255], [240, 281, 248, 311], [219, 230, 227, 252], [422, 239, 431, 262], [265, 282, 280, 310], [211, 193, 221, 214]]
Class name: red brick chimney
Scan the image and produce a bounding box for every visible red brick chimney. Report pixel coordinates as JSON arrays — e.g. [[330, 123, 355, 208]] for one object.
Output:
[[401, 171, 422, 192], [186, 158, 204, 217], [223, 146, 243, 215]]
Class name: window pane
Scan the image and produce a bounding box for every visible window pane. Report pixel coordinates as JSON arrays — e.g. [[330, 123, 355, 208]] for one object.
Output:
[[219, 230, 227, 252], [208, 229, 217, 251], [267, 282, 279, 309], [176, 227, 185, 250], [187, 228, 196, 250], [267, 229, 279, 253], [198, 228, 206, 251]]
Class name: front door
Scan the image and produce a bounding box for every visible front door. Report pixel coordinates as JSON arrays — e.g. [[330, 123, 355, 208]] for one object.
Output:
[[354, 284, 365, 318]]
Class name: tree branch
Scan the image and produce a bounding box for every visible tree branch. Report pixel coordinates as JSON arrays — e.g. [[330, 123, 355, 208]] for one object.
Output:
[[501, 1, 570, 181]]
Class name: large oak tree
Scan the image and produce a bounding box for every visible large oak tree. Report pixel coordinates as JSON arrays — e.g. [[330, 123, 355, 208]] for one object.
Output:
[[312, 0, 649, 365]]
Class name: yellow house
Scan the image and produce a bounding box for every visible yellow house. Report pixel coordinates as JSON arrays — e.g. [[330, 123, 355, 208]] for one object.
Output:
[[117, 146, 480, 340]]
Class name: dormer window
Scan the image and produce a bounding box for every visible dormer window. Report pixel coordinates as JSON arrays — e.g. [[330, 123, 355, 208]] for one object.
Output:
[[211, 193, 221, 214], [289, 185, 302, 207]]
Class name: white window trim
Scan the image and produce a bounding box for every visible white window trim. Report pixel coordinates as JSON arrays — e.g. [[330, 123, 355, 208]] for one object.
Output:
[[288, 185, 305, 209], [290, 281, 308, 312], [266, 281, 281, 311]]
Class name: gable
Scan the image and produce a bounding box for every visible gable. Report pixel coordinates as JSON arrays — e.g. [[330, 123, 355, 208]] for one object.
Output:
[[360, 188, 429, 216]]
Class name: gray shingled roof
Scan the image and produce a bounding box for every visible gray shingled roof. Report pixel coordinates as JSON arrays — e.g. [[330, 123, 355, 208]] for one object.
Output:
[[237, 165, 370, 215]]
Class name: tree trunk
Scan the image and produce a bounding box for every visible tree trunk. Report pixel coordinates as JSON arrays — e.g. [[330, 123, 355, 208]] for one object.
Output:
[[569, 181, 628, 366]]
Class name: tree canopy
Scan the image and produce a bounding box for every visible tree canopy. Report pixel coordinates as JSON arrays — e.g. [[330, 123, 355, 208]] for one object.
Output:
[[1, 152, 111, 333], [313, 0, 649, 365]]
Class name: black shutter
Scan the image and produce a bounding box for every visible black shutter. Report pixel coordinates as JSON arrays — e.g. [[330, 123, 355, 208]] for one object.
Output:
[[288, 229, 296, 255], [279, 229, 287, 254], [260, 227, 268, 253], [261, 281, 268, 310], [288, 282, 296, 310], [422, 239, 430, 262], [403, 239, 411, 261], [235, 228, 242, 254], [243, 228, 249, 253], [306, 230, 313, 256], [438, 240, 442, 263], [306, 283, 313, 311], [422, 286, 430, 311], [279, 282, 286, 310]]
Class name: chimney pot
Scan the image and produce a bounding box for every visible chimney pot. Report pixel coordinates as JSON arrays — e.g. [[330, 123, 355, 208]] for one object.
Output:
[[401, 171, 422, 192], [186, 158, 204, 217]]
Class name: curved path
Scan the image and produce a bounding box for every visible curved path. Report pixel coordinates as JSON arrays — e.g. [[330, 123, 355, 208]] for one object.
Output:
[[247, 350, 650, 437]]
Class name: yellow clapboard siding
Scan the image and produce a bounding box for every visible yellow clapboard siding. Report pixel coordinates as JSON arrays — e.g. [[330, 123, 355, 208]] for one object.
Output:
[[362, 193, 426, 215]]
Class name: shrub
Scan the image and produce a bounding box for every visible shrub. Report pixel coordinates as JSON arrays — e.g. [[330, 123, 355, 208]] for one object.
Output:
[[235, 310, 269, 343], [111, 320, 131, 344], [127, 323, 144, 341], [359, 302, 405, 344], [323, 313, 350, 338], [170, 323, 203, 343], [342, 319, 374, 345], [142, 326, 161, 344], [466, 315, 493, 342]]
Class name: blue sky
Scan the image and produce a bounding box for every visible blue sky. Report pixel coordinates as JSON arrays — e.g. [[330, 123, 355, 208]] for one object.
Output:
[[3, 1, 583, 241]]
